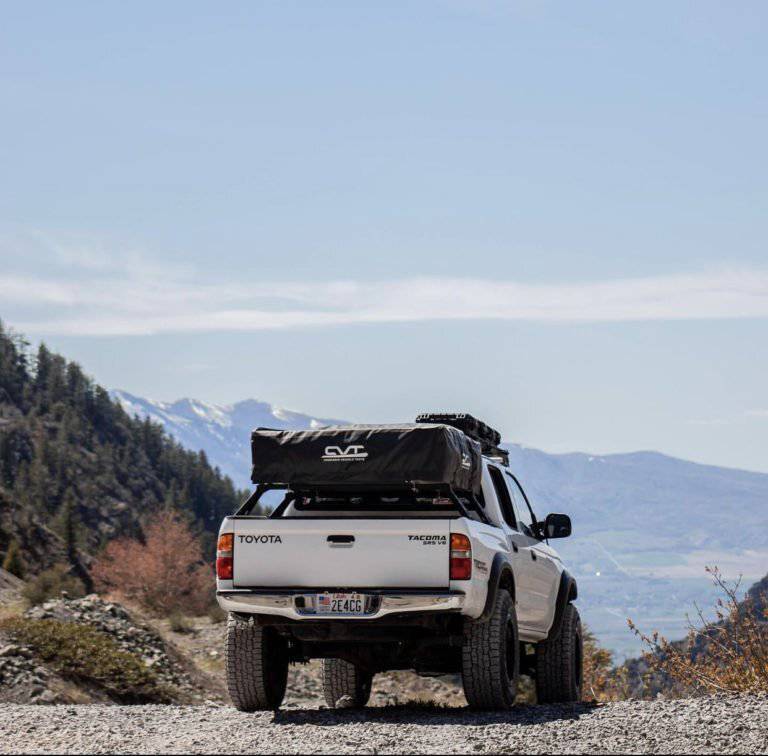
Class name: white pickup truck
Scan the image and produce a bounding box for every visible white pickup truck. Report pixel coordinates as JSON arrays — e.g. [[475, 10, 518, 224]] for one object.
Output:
[[216, 415, 580, 711]]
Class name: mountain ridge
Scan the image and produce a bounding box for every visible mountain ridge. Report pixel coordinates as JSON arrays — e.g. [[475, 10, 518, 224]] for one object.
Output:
[[111, 389, 768, 482]]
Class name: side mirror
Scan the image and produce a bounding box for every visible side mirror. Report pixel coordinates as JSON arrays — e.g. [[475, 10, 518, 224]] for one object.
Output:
[[543, 513, 571, 539]]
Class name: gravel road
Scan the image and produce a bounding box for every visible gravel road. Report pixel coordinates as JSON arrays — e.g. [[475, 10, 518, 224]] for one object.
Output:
[[1, 696, 767, 754]]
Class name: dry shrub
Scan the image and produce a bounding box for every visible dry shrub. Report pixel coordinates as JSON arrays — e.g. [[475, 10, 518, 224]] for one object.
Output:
[[206, 602, 227, 624], [629, 566, 768, 695], [92, 510, 212, 616], [168, 610, 195, 634], [582, 625, 630, 701]]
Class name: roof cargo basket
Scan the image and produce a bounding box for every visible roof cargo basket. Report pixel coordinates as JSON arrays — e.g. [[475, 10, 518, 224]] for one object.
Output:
[[415, 413, 508, 466]]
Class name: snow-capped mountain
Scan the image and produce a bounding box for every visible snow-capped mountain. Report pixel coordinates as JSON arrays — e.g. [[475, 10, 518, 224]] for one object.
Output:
[[110, 389, 344, 488], [111, 389, 768, 657]]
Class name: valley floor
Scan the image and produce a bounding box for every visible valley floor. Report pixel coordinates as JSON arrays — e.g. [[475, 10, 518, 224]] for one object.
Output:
[[1, 695, 767, 755]]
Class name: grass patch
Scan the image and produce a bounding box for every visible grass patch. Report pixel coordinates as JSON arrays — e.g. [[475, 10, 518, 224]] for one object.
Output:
[[168, 610, 195, 634], [0, 616, 172, 703], [21, 564, 85, 606]]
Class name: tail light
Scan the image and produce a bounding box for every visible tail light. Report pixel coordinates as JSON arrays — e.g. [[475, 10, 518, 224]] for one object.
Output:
[[450, 533, 472, 580], [216, 533, 234, 580]]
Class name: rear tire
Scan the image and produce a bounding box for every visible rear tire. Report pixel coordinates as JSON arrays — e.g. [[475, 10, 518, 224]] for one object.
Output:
[[461, 588, 519, 710], [322, 659, 373, 709], [225, 613, 288, 711], [535, 603, 583, 703]]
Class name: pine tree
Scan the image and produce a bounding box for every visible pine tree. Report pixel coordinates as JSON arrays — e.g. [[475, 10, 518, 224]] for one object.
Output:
[[59, 489, 94, 593], [2, 540, 25, 578], [32, 343, 52, 410], [27, 455, 51, 515], [59, 489, 81, 564], [0, 320, 28, 406]]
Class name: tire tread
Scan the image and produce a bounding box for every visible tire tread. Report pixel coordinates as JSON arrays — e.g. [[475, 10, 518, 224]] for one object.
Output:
[[462, 589, 518, 710], [322, 659, 372, 709], [536, 603, 582, 703], [225, 613, 288, 711]]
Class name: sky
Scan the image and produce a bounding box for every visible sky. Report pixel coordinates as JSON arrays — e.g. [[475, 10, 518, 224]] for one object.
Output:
[[1, 1, 767, 471]]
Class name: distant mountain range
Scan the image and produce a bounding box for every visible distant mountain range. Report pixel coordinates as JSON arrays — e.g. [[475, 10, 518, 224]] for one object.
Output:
[[502, 444, 768, 656], [111, 389, 768, 657], [110, 390, 344, 488]]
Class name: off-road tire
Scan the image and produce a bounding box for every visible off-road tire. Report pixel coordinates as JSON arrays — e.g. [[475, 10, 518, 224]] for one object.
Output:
[[225, 613, 288, 711], [535, 603, 583, 703], [461, 588, 519, 710], [322, 659, 373, 709]]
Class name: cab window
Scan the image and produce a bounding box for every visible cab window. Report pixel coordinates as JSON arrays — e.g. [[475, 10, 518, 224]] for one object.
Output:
[[505, 474, 536, 537], [488, 465, 517, 529]]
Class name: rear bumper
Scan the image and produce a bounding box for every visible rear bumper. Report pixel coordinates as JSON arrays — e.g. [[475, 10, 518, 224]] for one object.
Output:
[[216, 589, 465, 620]]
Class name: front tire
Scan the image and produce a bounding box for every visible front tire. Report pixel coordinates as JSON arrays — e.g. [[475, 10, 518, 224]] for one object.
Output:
[[462, 588, 519, 710], [535, 603, 583, 703], [322, 659, 373, 709], [225, 613, 288, 711]]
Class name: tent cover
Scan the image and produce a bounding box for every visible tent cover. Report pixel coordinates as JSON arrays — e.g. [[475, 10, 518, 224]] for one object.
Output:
[[250, 423, 482, 493]]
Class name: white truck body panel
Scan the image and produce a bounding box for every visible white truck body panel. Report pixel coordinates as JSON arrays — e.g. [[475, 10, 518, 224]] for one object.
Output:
[[232, 518, 450, 589]]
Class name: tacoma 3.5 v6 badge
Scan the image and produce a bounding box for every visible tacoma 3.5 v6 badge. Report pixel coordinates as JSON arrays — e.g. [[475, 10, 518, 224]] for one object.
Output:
[[216, 413, 579, 710]]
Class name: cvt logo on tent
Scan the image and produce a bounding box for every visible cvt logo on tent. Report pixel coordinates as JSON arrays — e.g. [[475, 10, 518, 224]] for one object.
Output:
[[322, 445, 369, 462]]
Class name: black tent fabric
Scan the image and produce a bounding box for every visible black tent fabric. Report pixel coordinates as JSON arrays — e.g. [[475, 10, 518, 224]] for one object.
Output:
[[250, 424, 482, 493]]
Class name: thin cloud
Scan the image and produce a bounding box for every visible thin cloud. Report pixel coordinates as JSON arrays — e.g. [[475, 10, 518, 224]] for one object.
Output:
[[692, 409, 768, 426], [2, 241, 767, 336]]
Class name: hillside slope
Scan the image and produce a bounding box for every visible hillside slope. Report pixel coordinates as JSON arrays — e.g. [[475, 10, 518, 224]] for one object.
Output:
[[0, 322, 245, 575]]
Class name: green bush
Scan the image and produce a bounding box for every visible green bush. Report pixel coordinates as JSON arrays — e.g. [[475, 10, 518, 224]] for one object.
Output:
[[0, 616, 171, 703], [2, 540, 25, 578], [21, 563, 86, 606]]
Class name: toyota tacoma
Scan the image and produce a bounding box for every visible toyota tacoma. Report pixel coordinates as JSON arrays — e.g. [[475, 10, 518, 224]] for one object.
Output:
[[216, 413, 580, 711]]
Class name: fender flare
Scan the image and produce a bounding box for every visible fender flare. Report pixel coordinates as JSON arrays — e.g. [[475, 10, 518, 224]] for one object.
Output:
[[547, 570, 578, 641], [478, 552, 516, 622]]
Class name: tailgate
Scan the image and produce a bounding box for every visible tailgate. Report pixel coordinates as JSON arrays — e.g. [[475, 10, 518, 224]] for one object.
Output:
[[232, 519, 450, 589]]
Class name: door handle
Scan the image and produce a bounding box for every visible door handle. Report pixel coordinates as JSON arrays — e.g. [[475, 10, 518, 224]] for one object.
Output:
[[530, 551, 537, 561], [511, 543, 519, 553], [327, 535, 355, 548]]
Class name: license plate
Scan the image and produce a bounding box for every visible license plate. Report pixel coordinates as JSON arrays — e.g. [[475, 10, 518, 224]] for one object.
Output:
[[315, 592, 366, 615]]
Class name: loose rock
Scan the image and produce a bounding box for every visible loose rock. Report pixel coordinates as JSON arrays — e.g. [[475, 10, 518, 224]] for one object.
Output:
[[1, 694, 767, 754]]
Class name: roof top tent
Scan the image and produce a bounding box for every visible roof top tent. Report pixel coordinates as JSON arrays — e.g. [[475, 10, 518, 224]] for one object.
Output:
[[238, 414, 506, 521]]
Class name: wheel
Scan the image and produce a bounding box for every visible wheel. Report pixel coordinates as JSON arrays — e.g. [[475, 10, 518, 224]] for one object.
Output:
[[535, 603, 583, 703], [225, 613, 288, 711], [322, 658, 373, 709], [461, 588, 519, 710]]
